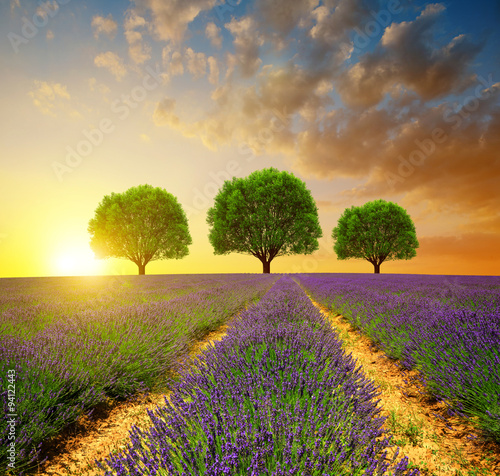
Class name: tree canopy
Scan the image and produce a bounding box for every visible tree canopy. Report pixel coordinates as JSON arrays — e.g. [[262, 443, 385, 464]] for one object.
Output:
[[207, 168, 322, 273], [88, 184, 192, 275], [332, 199, 419, 273]]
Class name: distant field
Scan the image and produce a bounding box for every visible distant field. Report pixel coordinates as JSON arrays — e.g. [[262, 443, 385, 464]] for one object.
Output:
[[1, 273, 499, 475]]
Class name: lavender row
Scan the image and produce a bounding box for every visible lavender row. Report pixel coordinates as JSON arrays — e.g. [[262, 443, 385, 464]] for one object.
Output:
[[295, 273, 500, 443], [0, 274, 264, 339], [0, 274, 278, 474], [98, 276, 418, 476]]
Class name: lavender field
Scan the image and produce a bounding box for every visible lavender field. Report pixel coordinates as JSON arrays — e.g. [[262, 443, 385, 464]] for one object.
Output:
[[1, 273, 499, 475], [0, 274, 278, 474], [296, 274, 500, 444]]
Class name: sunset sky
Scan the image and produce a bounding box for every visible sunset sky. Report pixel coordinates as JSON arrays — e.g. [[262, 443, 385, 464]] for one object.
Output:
[[1, 0, 499, 277]]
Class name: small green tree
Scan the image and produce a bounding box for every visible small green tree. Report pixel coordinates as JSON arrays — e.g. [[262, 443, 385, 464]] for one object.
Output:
[[207, 168, 322, 273], [332, 199, 419, 273], [88, 184, 192, 275]]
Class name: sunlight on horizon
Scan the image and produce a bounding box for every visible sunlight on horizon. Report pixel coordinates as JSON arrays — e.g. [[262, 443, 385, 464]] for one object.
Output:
[[54, 246, 103, 276]]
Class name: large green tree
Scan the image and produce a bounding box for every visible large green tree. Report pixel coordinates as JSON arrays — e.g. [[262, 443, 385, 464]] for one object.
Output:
[[88, 184, 192, 275], [332, 199, 419, 273], [207, 168, 322, 273]]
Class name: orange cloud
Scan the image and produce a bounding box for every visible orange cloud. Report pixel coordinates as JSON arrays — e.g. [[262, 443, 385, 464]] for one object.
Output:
[[92, 14, 118, 40]]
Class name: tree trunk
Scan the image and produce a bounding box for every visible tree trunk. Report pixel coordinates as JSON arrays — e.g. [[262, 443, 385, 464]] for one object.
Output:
[[262, 260, 271, 274], [373, 262, 380, 274], [138, 263, 146, 275]]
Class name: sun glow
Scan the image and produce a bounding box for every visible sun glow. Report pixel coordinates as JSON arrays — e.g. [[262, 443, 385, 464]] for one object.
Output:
[[54, 247, 102, 276]]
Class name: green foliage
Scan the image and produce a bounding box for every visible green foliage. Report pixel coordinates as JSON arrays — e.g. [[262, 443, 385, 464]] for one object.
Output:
[[331, 199, 418, 273], [88, 184, 192, 274], [206, 168, 322, 272]]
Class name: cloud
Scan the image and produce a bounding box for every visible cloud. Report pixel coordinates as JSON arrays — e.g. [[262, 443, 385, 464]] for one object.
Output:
[[124, 10, 151, 64], [151, 62, 326, 153], [35, 1, 59, 21], [185, 48, 207, 79], [225, 16, 264, 78], [10, 0, 20, 13], [94, 51, 127, 81], [88, 77, 111, 96], [294, 106, 398, 178], [162, 46, 184, 77], [133, 0, 218, 42], [205, 22, 222, 48], [92, 14, 118, 40], [28, 80, 71, 117], [153, 98, 181, 128], [145, 0, 497, 240], [336, 4, 483, 106], [255, 0, 319, 36], [294, 80, 500, 235]]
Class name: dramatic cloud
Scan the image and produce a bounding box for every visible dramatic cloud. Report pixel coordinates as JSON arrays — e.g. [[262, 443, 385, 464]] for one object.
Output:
[[147, 0, 497, 240], [94, 51, 127, 81], [336, 4, 483, 106], [92, 14, 118, 40], [151, 63, 328, 154], [295, 79, 500, 234], [225, 16, 264, 78], [256, 0, 319, 35]]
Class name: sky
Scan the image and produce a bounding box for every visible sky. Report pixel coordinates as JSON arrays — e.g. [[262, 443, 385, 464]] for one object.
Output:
[[0, 0, 499, 278]]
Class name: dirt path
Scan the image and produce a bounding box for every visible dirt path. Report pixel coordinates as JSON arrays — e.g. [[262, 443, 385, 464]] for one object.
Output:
[[302, 289, 500, 476], [34, 324, 230, 476]]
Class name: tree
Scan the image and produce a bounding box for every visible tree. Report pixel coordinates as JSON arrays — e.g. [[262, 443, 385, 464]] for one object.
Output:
[[332, 199, 419, 274], [207, 168, 322, 273], [88, 184, 192, 275]]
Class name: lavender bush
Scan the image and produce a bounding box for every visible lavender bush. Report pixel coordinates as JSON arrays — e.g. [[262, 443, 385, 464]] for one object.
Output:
[[98, 277, 418, 475]]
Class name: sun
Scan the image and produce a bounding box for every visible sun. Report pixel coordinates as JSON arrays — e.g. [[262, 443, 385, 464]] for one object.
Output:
[[55, 247, 102, 276]]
